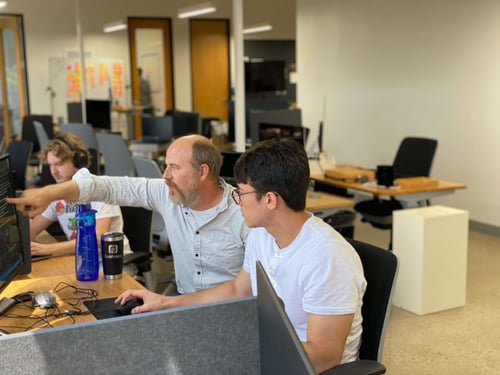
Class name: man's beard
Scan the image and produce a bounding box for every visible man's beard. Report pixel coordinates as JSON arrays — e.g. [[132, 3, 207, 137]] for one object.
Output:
[[168, 178, 200, 207]]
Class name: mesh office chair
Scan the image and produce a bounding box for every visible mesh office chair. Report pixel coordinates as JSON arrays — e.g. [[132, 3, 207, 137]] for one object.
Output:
[[354, 137, 438, 245], [321, 239, 398, 375], [131, 156, 175, 293], [21, 115, 54, 171], [121, 206, 156, 291], [33, 121, 50, 150], [96, 133, 136, 177], [32, 121, 58, 187], [6, 140, 33, 191], [131, 156, 168, 250]]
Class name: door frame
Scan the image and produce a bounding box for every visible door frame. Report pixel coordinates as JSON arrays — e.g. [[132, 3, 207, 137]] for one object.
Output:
[[128, 17, 174, 138], [0, 15, 28, 143]]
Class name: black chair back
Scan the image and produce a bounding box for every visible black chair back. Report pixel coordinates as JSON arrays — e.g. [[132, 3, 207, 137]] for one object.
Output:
[[6, 140, 33, 190], [347, 238, 398, 361], [21, 115, 54, 154], [392, 137, 438, 179], [120, 206, 153, 252]]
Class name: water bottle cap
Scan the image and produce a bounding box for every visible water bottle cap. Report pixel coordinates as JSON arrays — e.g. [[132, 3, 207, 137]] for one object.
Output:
[[75, 203, 92, 215]]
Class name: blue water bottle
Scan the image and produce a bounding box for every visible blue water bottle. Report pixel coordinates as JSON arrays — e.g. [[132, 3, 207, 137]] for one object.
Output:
[[75, 204, 99, 281]]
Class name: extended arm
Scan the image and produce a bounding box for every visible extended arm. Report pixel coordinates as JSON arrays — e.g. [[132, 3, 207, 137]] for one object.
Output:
[[6, 180, 80, 218]]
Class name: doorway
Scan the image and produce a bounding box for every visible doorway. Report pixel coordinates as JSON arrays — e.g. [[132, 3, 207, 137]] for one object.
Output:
[[190, 19, 230, 122], [0, 15, 28, 144], [128, 17, 174, 138]]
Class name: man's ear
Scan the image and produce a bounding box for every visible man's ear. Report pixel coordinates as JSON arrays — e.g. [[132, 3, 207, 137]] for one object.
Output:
[[199, 163, 210, 180], [265, 191, 278, 209]]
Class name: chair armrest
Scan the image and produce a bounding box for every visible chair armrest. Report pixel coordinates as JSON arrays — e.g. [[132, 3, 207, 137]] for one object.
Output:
[[319, 360, 386, 375]]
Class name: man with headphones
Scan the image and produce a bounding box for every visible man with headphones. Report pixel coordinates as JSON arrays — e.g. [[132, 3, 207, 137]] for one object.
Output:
[[29, 132, 131, 257]]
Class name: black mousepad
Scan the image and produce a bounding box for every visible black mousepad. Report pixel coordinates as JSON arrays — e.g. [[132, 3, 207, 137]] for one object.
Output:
[[84, 297, 121, 320]]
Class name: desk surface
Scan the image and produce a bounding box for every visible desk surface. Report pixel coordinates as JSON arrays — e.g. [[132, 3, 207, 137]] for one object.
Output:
[[0, 256, 144, 334], [305, 191, 353, 211], [311, 174, 466, 197]]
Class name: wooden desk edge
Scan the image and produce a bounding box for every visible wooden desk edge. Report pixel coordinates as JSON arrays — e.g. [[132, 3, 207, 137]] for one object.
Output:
[[311, 174, 467, 196]]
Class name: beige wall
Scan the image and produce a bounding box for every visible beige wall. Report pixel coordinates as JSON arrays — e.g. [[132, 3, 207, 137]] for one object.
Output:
[[297, 0, 500, 227]]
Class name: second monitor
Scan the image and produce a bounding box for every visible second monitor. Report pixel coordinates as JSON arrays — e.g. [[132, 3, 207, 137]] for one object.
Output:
[[249, 108, 302, 146], [167, 110, 201, 138]]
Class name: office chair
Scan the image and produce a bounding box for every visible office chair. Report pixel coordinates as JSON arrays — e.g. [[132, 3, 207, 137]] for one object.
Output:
[[132, 156, 168, 251], [131, 156, 175, 293], [30, 121, 59, 187], [96, 133, 136, 177], [6, 140, 33, 191], [21, 114, 54, 171], [60, 123, 101, 174], [33, 121, 50, 150], [321, 239, 398, 375], [121, 206, 156, 291], [353, 137, 438, 247]]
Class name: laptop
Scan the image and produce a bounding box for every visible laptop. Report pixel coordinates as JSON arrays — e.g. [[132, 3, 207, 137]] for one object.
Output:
[[139, 116, 173, 144]]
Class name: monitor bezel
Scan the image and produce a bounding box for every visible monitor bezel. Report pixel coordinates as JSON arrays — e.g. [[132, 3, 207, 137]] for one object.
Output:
[[0, 154, 25, 294], [256, 261, 317, 374]]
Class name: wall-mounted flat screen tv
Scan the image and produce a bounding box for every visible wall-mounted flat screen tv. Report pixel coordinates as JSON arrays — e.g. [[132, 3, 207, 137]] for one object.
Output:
[[245, 61, 286, 93]]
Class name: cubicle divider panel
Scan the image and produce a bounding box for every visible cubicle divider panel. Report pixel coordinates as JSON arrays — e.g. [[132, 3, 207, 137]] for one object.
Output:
[[0, 298, 260, 375]]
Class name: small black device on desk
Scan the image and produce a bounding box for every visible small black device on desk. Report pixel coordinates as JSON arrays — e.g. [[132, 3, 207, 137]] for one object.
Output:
[[84, 297, 143, 319], [116, 298, 143, 315]]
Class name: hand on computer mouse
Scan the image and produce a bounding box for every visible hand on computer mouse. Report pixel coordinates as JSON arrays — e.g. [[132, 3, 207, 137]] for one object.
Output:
[[115, 289, 180, 313], [115, 298, 143, 315]]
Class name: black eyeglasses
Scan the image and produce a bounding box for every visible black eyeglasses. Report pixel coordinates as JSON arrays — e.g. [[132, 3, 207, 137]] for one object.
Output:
[[231, 190, 280, 205], [231, 189, 260, 205]]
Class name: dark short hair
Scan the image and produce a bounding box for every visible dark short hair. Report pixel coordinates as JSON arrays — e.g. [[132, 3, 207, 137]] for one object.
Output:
[[191, 139, 223, 180], [234, 138, 310, 211]]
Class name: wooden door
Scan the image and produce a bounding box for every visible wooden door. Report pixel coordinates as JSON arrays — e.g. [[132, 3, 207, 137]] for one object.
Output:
[[190, 20, 230, 121]]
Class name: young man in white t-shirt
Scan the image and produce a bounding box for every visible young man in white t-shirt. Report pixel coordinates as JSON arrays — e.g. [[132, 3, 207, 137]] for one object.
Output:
[[29, 132, 130, 256]]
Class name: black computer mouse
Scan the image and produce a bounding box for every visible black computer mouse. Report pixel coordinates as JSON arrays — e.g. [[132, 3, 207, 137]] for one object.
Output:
[[115, 298, 143, 315], [32, 291, 57, 309]]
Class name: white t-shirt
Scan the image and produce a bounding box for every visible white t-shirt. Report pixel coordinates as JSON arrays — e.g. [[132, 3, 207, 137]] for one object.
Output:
[[243, 214, 366, 363], [41, 200, 131, 253]]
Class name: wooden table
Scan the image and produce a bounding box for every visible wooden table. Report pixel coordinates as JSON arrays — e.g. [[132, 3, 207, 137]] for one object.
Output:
[[311, 174, 466, 208], [0, 255, 144, 334], [305, 191, 354, 218]]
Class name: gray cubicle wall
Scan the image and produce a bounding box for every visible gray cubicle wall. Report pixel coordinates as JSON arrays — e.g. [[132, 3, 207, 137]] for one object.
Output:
[[0, 298, 259, 374]]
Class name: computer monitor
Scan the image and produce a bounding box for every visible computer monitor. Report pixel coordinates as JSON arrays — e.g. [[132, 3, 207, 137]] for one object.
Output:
[[170, 110, 201, 138], [258, 122, 308, 147], [318, 121, 324, 153], [249, 108, 302, 146], [227, 99, 290, 143], [141, 116, 173, 143], [256, 261, 316, 374], [0, 154, 25, 294], [85, 100, 111, 131], [67, 100, 112, 131]]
